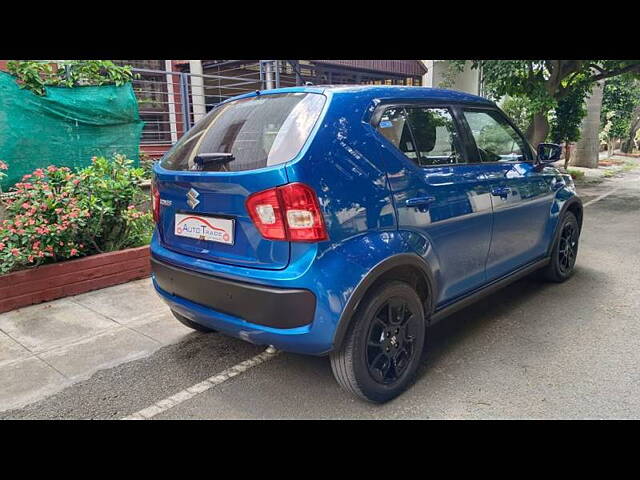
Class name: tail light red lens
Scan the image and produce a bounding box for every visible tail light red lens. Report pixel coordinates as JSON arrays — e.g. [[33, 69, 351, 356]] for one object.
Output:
[[246, 183, 328, 242], [246, 187, 287, 240], [278, 183, 328, 242], [151, 177, 160, 223]]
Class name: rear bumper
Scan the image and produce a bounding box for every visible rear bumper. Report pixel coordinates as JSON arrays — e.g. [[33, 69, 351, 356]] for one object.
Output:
[[149, 229, 418, 356], [151, 257, 316, 329]]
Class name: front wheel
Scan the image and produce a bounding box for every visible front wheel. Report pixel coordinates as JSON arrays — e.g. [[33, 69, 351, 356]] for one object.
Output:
[[330, 281, 426, 403], [541, 211, 580, 282]]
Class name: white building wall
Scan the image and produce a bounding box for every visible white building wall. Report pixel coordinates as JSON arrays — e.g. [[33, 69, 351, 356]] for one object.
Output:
[[421, 60, 481, 95]]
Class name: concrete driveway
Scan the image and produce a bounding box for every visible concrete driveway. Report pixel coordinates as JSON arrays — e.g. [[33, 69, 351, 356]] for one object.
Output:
[[2, 167, 639, 419]]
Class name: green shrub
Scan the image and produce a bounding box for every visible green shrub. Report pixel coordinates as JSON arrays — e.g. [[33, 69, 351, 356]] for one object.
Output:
[[6, 60, 135, 96], [139, 151, 156, 180], [567, 168, 585, 181], [0, 155, 153, 275], [78, 154, 152, 252]]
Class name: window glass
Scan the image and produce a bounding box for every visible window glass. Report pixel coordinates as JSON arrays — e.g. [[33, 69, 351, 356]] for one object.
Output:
[[405, 107, 462, 166], [161, 93, 326, 172], [376, 107, 418, 160], [376, 107, 462, 166], [463, 110, 528, 162]]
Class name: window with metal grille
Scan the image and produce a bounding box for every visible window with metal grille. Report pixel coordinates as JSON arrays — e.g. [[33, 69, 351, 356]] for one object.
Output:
[[114, 60, 173, 143]]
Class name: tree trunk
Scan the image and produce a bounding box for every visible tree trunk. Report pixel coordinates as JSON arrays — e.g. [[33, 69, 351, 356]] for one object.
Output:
[[621, 104, 640, 153], [571, 80, 605, 168], [564, 141, 571, 169], [525, 112, 550, 148]]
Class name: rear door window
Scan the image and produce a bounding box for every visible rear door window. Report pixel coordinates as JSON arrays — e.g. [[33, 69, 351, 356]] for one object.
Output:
[[376, 107, 418, 160], [405, 107, 463, 166], [161, 92, 326, 172], [376, 106, 463, 166]]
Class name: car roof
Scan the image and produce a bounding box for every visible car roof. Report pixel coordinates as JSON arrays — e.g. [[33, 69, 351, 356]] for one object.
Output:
[[251, 84, 495, 105], [218, 85, 496, 111]]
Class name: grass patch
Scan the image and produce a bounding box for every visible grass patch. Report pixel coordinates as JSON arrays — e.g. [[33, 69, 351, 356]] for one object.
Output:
[[567, 169, 585, 181], [603, 160, 639, 178]]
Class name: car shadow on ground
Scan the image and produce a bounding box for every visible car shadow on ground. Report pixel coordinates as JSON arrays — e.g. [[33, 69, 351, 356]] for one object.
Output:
[[415, 263, 608, 379], [421, 275, 550, 367]]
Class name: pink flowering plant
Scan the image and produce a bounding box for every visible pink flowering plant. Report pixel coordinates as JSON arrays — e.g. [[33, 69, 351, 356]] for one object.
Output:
[[0, 165, 90, 273], [0, 155, 153, 274]]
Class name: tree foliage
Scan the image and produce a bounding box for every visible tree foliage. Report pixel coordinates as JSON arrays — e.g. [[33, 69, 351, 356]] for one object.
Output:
[[549, 86, 587, 145], [499, 95, 536, 133], [600, 75, 640, 140], [6, 60, 135, 95], [446, 60, 640, 146], [549, 87, 587, 168], [451, 60, 640, 106]]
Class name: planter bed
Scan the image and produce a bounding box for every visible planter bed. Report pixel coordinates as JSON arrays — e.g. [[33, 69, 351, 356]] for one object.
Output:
[[0, 245, 150, 313]]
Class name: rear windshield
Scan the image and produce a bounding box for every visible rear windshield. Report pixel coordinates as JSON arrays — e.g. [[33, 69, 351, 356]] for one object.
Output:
[[160, 92, 326, 172]]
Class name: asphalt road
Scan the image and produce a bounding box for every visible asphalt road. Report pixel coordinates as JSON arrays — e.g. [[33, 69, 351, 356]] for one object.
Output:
[[3, 169, 639, 419]]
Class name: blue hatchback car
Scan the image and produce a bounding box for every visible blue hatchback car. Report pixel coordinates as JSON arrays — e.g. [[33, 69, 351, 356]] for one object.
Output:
[[150, 85, 583, 402]]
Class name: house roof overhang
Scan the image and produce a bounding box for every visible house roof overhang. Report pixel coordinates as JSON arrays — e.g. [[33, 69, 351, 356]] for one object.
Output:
[[196, 60, 427, 77]]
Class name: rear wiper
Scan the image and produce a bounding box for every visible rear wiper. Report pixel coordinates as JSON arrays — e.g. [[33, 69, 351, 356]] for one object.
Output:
[[193, 153, 235, 168]]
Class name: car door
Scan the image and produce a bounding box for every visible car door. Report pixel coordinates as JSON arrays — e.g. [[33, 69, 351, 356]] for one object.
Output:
[[374, 103, 494, 306], [460, 107, 556, 281]]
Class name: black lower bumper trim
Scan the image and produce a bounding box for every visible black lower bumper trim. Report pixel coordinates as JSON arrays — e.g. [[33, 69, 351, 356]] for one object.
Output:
[[151, 257, 316, 329]]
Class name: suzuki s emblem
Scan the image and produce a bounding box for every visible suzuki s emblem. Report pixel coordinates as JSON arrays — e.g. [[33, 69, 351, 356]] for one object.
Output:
[[186, 188, 200, 209]]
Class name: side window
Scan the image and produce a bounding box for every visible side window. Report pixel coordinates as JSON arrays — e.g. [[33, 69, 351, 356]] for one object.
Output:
[[405, 107, 462, 166], [376, 106, 462, 166], [376, 107, 418, 161], [463, 109, 529, 162]]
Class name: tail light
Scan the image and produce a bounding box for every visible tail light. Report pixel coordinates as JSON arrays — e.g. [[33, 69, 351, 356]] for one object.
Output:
[[246, 183, 328, 242], [151, 177, 160, 223]]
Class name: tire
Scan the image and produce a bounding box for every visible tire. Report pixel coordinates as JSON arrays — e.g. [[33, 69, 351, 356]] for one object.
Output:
[[171, 310, 217, 333], [541, 211, 580, 282], [330, 281, 426, 403]]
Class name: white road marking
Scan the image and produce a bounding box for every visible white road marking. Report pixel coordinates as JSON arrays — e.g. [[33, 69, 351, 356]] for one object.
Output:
[[122, 346, 280, 420], [583, 187, 622, 207]]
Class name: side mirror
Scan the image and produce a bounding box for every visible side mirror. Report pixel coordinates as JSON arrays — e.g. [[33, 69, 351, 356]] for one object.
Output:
[[536, 143, 562, 164]]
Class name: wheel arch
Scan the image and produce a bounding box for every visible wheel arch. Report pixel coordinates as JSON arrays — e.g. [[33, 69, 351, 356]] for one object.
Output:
[[547, 195, 583, 257], [331, 253, 436, 352], [566, 198, 584, 231]]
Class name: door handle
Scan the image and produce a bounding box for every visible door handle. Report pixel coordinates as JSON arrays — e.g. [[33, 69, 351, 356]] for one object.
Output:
[[406, 196, 436, 210], [491, 186, 511, 199]]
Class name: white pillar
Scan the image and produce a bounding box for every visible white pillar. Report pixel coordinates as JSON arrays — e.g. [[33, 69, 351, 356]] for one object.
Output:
[[421, 60, 434, 87], [189, 60, 207, 123], [264, 61, 274, 90], [164, 60, 178, 143]]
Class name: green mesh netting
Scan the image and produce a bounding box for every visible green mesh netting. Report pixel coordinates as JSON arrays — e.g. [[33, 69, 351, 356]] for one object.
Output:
[[0, 71, 144, 189]]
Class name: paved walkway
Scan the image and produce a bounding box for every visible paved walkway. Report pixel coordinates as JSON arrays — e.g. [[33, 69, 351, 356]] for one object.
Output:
[[0, 278, 190, 412], [554, 153, 638, 182]]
